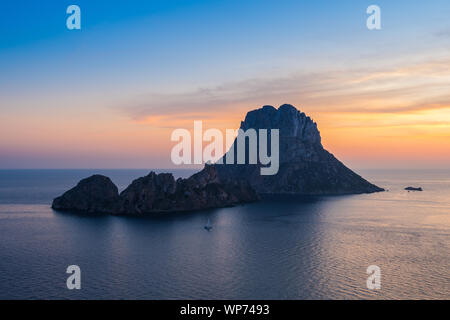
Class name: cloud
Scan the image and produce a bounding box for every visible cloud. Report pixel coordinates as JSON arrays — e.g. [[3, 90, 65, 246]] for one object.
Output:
[[435, 28, 450, 38], [117, 73, 326, 119], [116, 56, 450, 127]]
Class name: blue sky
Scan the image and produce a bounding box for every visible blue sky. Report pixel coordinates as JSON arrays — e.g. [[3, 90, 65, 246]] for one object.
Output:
[[2, 0, 448, 92], [1, 0, 450, 168]]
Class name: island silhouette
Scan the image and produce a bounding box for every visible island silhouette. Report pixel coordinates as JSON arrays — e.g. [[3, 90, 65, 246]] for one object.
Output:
[[52, 104, 383, 215]]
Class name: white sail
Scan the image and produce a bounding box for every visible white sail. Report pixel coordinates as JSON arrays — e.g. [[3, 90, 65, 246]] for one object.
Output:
[[205, 219, 212, 230]]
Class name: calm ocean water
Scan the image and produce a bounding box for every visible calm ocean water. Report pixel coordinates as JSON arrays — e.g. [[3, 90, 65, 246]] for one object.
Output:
[[0, 169, 448, 299]]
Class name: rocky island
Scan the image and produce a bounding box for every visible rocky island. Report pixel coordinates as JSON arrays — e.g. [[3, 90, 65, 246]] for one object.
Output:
[[405, 186, 423, 191], [52, 104, 383, 215], [52, 165, 258, 214], [213, 104, 383, 195]]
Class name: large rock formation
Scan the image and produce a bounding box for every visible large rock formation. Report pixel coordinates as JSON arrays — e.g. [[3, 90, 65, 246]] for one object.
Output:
[[52, 165, 259, 215], [212, 104, 383, 195], [52, 175, 121, 213], [52, 103, 383, 215]]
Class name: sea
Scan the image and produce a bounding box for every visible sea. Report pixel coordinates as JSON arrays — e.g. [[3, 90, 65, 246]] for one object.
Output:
[[0, 169, 448, 299]]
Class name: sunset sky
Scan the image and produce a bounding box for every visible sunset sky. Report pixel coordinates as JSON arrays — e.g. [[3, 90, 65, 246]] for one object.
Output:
[[1, 0, 450, 169]]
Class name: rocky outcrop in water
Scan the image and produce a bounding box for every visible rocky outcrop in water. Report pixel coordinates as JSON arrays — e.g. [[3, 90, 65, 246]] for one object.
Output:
[[52, 165, 259, 215], [212, 104, 384, 195], [52, 175, 121, 213], [405, 186, 423, 191]]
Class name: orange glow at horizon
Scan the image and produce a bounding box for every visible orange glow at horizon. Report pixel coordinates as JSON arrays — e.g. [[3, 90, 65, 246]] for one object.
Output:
[[1, 100, 449, 169], [2, 56, 450, 169]]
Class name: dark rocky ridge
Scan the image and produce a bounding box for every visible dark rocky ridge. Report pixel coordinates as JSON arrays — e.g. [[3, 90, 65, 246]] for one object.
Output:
[[52, 165, 259, 215], [119, 165, 259, 214], [211, 104, 384, 195]]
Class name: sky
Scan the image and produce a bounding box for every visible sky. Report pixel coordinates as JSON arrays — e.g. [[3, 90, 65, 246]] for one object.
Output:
[[1, 0, 450, 169]]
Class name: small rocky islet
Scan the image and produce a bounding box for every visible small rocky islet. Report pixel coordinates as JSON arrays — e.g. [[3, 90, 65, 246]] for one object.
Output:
[[52, 104, 384, 215], [405, 186, 423, 191]]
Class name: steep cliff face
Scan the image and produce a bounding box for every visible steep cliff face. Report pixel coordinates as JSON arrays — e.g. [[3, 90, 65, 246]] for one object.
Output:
[[213, 104, 384, 195]]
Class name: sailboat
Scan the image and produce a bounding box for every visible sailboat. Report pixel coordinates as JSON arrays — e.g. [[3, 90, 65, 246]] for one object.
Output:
[[204, 219, 212, 231]]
